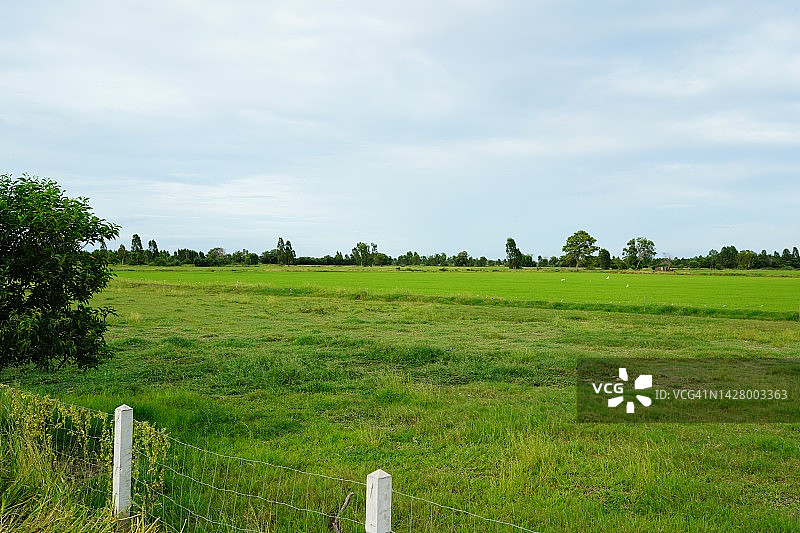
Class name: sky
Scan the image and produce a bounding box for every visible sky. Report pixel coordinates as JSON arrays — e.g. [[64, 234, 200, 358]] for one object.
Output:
[[2, 1, 799, 259]]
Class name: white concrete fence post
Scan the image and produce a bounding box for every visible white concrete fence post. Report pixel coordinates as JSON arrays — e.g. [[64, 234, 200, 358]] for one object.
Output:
[[366, 469, 392, 533], [113, 404, 134, 520]]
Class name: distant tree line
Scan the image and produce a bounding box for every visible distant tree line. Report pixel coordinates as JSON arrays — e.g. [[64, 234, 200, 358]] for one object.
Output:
[[95, 232, 800, 271], [503, 233, 800, 271], [100, 236, 503, 268]]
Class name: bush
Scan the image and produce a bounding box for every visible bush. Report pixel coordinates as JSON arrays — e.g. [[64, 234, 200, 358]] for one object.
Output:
[[0, 174, 119, 370]]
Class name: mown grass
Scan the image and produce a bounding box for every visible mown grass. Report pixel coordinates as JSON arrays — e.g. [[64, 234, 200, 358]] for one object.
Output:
[[2, 269, 800, 531], [113, 265, 800, 314]]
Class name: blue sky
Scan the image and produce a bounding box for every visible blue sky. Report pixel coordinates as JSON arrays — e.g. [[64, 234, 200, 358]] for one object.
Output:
[[2, 1, 798, 259]]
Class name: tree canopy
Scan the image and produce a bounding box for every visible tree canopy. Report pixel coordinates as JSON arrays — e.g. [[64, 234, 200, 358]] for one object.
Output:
[[562, 230, 599, 269], [505, 238, 523, 269], [0, 174, 119, 370], [622, 237, 656, 269]]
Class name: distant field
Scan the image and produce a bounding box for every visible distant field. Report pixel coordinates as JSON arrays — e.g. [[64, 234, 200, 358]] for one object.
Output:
[[2, 267, 800, 531], [113, 266, 800, 315]]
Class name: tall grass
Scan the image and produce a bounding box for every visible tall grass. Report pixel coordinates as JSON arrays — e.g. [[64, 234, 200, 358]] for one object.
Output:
[[0, 433, 162, 532], [0, 385, 167, 532]]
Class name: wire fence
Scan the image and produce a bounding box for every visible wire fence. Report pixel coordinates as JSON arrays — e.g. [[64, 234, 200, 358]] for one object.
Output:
[[0, 385, 115, 513], [0, 385, 537, 533], [390, 489, 536, 533], [135, 434, 366, 532]]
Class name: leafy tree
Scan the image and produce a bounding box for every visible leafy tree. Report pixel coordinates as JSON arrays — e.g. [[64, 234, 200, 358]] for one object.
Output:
[[175, 248, 199, 264], [756, 250, 770, 269], [274, 237, 295, 265], [782, 248, 792, 266], [352, 242, 371, 266], [131, 234, 143, 253], [505, 237, 523, 269], [397, 251, 421, 266], [454, 251, 470, 267], [597, 248, 611, 269], [737, 250, 756, 270], [707, 249, 720, 269], [130, 234, 143, 265], [373, 252, 391, 266], [284, 240, 296, 265], [622, 237, 656, 269], [427, 252, 447, 266], [562, 230, 599, 269], [611, 256, 627, 270], [117, 244, 127, 265], [258, 249, 274, 264], [0, 174, 119, 370], [719, 245, 739, 269], [276, 237, 286, 265], [206, 247, 228, 266]]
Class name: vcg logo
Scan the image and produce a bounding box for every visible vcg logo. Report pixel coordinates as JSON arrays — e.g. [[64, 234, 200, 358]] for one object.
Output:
[[591, 368, 653, 414]]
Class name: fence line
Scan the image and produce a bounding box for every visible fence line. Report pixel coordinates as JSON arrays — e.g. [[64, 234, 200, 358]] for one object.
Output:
[[0, 386, 116, 514], [130, 429, 366, 532], [165, 435, 367, 487], [132, 446, 365, 532], [390, 490, 537, 533], [0, 385, 537, 532]]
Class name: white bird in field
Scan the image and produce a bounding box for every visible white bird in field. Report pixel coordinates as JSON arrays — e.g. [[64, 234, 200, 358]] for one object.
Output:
[[560, 278, 566, 282], [626, 284, 629, 288], [605, 275, 610, 279]]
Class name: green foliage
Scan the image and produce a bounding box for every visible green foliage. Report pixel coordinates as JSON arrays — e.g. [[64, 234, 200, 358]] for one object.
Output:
[[453, 250, 470, 267], [597, 248, 611, 269], [0, 384, 166, 531], [505, 237, 523, 269], [719, 245, 739, 269], [351, 241, 372, 266], [0, 384, 114, 483], [737, 249, 757, 269], [622, 236, 656, 269], [276, 237, 296, 265], [562, 229, 599, 268], [0, 174, 119, 370]]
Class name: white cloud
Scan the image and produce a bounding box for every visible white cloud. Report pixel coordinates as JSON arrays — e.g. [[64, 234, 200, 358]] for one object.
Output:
[[676, 114, 800, 145], [2, 1, 800, 256]]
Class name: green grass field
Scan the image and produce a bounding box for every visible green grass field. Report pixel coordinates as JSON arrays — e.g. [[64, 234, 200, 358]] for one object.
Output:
[[2, 267, 800, 531], [113, 266, 800, 318]]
